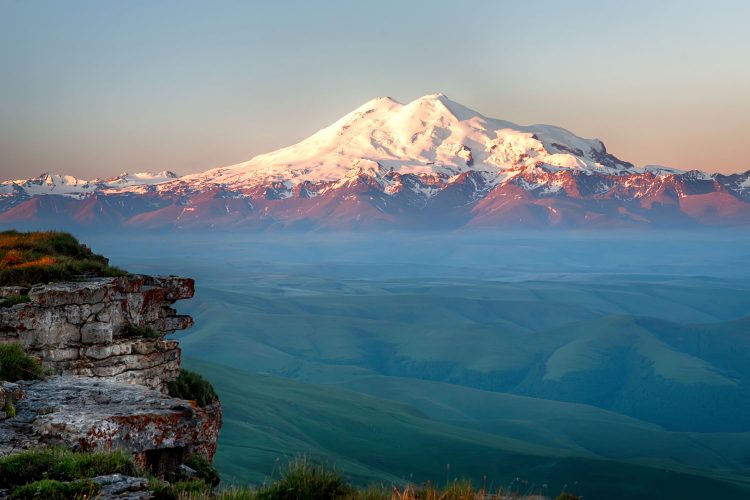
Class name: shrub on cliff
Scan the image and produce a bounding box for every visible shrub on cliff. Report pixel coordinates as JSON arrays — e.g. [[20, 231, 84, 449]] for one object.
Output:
[[167, 369, 218, 407], [0, 343, 46, 382], [0, 230, 126, 286]]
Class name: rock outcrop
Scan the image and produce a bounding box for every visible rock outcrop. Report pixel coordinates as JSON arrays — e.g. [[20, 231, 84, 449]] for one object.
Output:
[[0, 275, 194, 391], [0, 377, 221, 470], [0, 272, 222, 478]]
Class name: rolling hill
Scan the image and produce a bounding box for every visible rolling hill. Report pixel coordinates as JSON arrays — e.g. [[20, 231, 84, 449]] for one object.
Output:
[[186, 360, 750, 500]]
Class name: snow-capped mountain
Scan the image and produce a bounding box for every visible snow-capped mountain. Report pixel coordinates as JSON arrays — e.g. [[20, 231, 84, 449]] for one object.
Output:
[[0, 171, 177, 198], [1, 94, 749, 229], [181, 94, 631, 191]]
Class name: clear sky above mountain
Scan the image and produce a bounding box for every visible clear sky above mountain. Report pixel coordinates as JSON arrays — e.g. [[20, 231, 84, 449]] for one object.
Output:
[[1, 0, 748, 180]]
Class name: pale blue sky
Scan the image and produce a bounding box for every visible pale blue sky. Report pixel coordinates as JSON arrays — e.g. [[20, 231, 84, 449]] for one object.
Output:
[[1, 0, 748, 179]]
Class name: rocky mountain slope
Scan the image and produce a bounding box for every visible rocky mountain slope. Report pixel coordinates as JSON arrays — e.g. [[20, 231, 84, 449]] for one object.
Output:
[[2, 94, 749, 228]]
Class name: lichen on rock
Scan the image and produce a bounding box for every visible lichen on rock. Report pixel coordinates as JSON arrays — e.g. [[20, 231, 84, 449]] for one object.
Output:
[[0, 376, 221, 471]]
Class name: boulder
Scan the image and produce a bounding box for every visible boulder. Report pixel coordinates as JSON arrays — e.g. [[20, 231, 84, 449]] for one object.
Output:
[[0, 376, 221, 471]]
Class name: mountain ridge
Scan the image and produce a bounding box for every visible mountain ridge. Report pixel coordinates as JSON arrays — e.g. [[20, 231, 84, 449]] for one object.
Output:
[[2, 94, 749, 229]]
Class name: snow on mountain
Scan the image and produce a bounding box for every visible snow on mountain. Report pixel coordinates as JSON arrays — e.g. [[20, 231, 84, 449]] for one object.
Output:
[[1, 174, 99, 197], [636, 165, 686, 176], [105, 171, 178, 186], [179, 93, 632, 192], [0, 171, 178, 198], [1, 94, 749, 229], [0, 95, 683, 198]]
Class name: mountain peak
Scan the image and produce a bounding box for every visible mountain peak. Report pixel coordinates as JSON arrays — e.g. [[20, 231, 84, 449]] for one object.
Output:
[[351, 96, 400, 113], [1, 91, 749, 228], [428, 93, 482, 121], [418, 92, 448, 101], [180, 93, 638, 189]]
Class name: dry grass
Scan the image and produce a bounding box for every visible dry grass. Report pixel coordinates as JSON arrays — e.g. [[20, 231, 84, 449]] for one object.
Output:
[[0, 230, 125, 286], [11, 255, 57, 270], [173, 461, 575, 500], [386, 481, 556, 500]]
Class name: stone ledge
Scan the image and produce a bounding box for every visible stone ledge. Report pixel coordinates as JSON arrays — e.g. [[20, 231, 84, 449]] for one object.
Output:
[[0, 376, 221, 472]]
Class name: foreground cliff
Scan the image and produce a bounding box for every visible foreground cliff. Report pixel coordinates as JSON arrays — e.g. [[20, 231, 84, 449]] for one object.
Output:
[[0, 231, 221, 483]]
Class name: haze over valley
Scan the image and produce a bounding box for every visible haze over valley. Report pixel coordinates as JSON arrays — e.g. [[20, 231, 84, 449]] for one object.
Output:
[[80, 231, 750, 499]]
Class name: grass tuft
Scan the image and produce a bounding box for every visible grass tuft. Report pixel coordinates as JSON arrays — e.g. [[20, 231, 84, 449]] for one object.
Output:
[[167, 370, 219, 408], [3, 397, 16, 418], [122, 324, 162, 339], [161, 454, 221, 493], [151, 478, 213, 500], [9, 478, 100, 500], [0, 448, 139, 489], [0, 343, 46, 382], [256, 458, 353, 500], [0, 295, 31, 308], [184, 455, 221, 487]]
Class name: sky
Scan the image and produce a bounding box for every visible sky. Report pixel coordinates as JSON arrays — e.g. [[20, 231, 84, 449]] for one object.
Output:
[[1, 0, 749, 180]]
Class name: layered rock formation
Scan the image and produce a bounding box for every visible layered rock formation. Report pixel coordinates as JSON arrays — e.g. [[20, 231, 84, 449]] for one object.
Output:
[[0, 275, 194, 391], [0, 272, 222, 476]]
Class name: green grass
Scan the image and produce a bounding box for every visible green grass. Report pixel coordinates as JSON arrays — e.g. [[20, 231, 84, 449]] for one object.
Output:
[[122, 324, 162, 339], [167, 369, 219, 407], [3, 397, 16, 417], [184, 455, 221, 487], [255, 458, 353, 500], [161, 454, 221, 489], [0, 448, 139, 489], [0, 449, 219, 500], [151, 478, 213, 499], [9, 478, 100, 500], [0, 230, 126, 286], [0, 449, 593, 500], [0, 343, 46, 382], [183, 359, 750, 500], [0, 294, 31, 308]]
